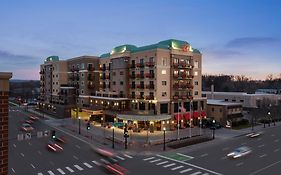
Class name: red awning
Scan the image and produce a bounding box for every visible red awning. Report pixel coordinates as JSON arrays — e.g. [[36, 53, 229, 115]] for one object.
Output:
[[174, 114, 184, 121], [184, 113, 191, 120], [201, 111, 206, 117], [193, 111, 199, 118]]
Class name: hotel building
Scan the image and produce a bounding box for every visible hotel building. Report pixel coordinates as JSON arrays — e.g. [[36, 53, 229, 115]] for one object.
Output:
[[39, 39, 207, 130]]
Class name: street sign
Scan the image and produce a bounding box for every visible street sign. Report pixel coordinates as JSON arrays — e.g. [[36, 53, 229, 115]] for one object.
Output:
[[17, 134, 24, 141], [37, 131, 43, 138], [25, 133, 32, 140]]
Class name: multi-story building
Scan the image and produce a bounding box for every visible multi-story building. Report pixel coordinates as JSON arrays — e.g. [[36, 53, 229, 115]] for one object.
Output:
[[39, 39, 206, 131], [0, 72, 12, 175]]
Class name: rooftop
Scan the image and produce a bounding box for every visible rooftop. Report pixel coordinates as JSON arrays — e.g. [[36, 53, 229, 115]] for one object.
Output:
[[207, 99, 242, 106]]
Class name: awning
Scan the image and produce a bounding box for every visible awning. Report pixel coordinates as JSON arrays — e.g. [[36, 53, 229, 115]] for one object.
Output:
[[193, 111, 199, 118], [184, 113, 191, 120], [174, 114, 184, 121], [201, 111, 206, 117], [117, 114, 171, 121]]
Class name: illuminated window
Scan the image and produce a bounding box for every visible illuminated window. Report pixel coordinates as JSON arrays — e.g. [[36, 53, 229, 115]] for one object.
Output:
[[194, 61, 199, 68], [162, 70, 166, 74], [194, 71, 198, 76]]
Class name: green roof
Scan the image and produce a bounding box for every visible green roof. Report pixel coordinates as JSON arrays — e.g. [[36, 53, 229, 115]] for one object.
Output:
[[100, 39, 200, 57], [45, 56, 59, 63]]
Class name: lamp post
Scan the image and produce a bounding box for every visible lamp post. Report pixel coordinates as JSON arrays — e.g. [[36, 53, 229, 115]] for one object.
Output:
[[212, 119, 215, 139], [101, 117, 105, 144], [163, 127, 166, 151], [268, 111, 271, 127], [112, 126, 115, 149], [189, 118, 193, 138], [199, 117, 202, 136], [78, 116, 81, 135]]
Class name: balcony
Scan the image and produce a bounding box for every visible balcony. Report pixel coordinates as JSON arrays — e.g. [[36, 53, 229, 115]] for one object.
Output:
[[145, 73, 155, 78], [145, 62, 154, 67], [130, 85, 136, 89], [88, 84, 95, 89], [71, 67, 79, 72], [145, 84, 154, 89], [130, 95, 136, 98], [173, 95, 179, 100], [173, 84, 179, 89], [136, 84, 144, 89], [182, 95, 187, 100], [173, 62, 179, 67], [136, 95, 144, 99], [187, 84, 194, 89], [136, 63, 145, 68], [145, 95, 154, 100], [173, 74, 179, 78], [129, 74, 136, 79], [105, 75, 110, 79], [88, 66, 94, 71], [129, 64, 136, 69], [136, 74, 144, 79]]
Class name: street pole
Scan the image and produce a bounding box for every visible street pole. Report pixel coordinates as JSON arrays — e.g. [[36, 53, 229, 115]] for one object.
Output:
[[177, 102, 180, 140], [189, 119, 192, 138], [212, 119, 215, 139], [78, 116, 81, 134], [112, 127, 115, 149], [251, 114, 254, 131], [163, 127, 166, 151], [199, 117, 202, 136]]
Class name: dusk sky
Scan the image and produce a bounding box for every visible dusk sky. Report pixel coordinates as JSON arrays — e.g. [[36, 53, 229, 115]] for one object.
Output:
[[0, 0, 280, 80]]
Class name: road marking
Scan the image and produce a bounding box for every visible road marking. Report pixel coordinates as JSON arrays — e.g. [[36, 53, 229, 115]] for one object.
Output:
[[236, 162, 244, 166], [11, 168, 16, 173], [92, 160, 100, 166], [156, 161, 169, 165], [73, 155, 79, 160], [176, 153, 194, 159], [274, 149, 280, 152], [65, 166, 74, 173], [259, 154, 267, 158], [37, 151, 42, 155], [200, 153, 208, 157], [123, 154, 133, 159], [150, 159, 162, 163], [20, 153, 24, 157], [249, 160, 281, 175], [171, 165, 184, 170], [13, 144, 16, 148], [57, 168, 65, 174], [37, 173, 43, 175], [258, 144, 265, 148], [163, 163, 176, 168], [157, 154, 223, 175], [190, 172, 202, 175], [274, 139, 279, 142], [30, 164, 36, 169], [48, 170, 55, 175], [202, 173, 209, 175], [75, 145, 81, 149], [83, 162, 93, 168], [180, 168, 193, 173], [74, 164, 83, 171], [143, 157, 155, 161], [116, 156, 125, 160]]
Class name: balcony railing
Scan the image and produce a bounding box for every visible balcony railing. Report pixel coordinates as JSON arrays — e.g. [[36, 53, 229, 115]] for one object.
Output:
[[145, 73, 155, 78], [136, 63, 145, 68], [131, 85, 136, 89], [88, 66, 94, 71], [136, 84, 144, 89], [145, 95, 154, 100], [88, 84, 95, 89], [173, 95, 179, 100], [136, 74, 144, 79], [129, 64, 136, 68], [136, 95, 144, 99], [145, 62, 155, 67], [145, 84, 154, 89]]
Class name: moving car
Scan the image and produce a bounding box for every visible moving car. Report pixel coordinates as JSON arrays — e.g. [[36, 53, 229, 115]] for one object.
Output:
[[54, 135, 67, 143], [25, 120, 34, 124], [47, 141, 64, 152], [98, 158, 129, 175], [227, 146, 252, 159], [21, 123, 34, 132]]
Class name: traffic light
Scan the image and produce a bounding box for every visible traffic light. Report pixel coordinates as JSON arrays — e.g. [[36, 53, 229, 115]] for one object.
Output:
[[51, 130, 56, 139], [87, 122, 90, 130]]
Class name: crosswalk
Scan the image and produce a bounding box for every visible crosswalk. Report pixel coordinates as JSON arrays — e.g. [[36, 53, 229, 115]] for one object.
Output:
[[143, 155, 221, 175], [36, 153, 133, 175]]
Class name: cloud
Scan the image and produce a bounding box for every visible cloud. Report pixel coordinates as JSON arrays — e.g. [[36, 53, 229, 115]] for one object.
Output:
[[225, 37, 281, 48]]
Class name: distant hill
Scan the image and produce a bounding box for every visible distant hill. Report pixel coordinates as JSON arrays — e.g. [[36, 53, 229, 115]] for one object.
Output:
[[9, 80, 40, 100]]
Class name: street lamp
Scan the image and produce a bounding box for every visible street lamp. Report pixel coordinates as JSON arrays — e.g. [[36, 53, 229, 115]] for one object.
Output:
[[268, 111, 271, 127], [163, 127, 166, 151], [212, 119, 215, 139], [189, 118, 193, 138], [101, 117, 106, 144], [78, 116, 81, 135], [112, 126, 115, 149]]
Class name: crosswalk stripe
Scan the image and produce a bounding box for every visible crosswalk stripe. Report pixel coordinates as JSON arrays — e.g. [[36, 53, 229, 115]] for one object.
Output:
[[65, 167, 74, 173], [48, 170, 55, 175], [150, 159, 162, 163], [163, 163, 176, 168], [180, 168, 193, 173], [37, 173, 43, 175], [83, 162, 93, 168], [143, 157, 155, 161], [123, 154, 133, 159], [116, 156, 125, 160], [57, 168, 65, 174], [171, 166, 184, 170], [92, 160, 100, 166], [190, 172, 202, 175], [156, 161, 169, 165], [74, 165, 83, 171]]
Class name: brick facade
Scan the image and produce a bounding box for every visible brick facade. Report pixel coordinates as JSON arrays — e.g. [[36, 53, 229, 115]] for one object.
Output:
[[0, 73, 12, 175]]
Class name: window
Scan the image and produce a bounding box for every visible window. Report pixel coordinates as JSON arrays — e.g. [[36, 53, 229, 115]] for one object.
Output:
[[81, 90, 84, 94], [225, 99, 228, 102], [212, 108, 214, 112], [161, 70, 166, 74], [120, 81, 124, 85], [81, 73, 84, 77], [240, 100, 244, 102], [162, 92, 167, 97], [56, 82, 58, 85], [56, 74, 58, 78], [113, 81, 116, 85], [162, 81, 167, 86], [160, 103, 168, 114], [194, 81, 198, 85], [195, 91, 198, 95], [194, 71, 198, 76], [120, 71, 124, 75], [194, 61, 199, 68], [232, 99, 236, 102], [112, 72, 116, 76], [219, 108, 222, 112], [81, 63, 85, 69]]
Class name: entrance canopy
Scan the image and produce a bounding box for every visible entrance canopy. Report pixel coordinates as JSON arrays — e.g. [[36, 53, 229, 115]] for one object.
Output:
[[117, 114, 171, 121]]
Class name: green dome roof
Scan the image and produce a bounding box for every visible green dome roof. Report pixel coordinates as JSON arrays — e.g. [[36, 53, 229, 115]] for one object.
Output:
[[45, 56, 59, 63]]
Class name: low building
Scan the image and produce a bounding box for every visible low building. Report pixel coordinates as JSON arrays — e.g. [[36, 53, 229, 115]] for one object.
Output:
[[255, 89, 281, 95], [207, 99, 243, 126]]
